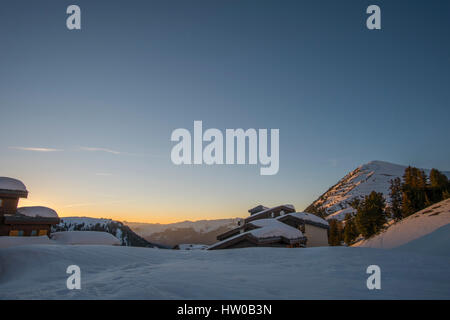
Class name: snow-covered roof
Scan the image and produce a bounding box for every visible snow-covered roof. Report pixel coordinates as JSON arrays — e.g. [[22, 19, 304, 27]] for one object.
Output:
[[209, 218, 304, 250], [245, 204, 295, 221], [0, 177, 27, 193], [17, 206, 59, 218], [249, 219, 303, 239], [51, 231, 121, 246], [280, 212, 329, 227], [248, 205, 269, 214]]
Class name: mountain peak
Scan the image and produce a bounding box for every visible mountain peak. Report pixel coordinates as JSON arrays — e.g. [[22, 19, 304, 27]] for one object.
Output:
[[365, 160, 394, 166], [305, 160, 450, 220]]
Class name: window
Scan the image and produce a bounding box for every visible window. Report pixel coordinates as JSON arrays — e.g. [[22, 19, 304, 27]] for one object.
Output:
[[9, 230, 24, 236], [30, 230, 37, 236], [0, 199, 3, 207], [38, 230, 48, 236]]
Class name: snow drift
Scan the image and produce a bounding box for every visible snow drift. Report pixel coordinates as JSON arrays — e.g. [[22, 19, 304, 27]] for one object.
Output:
[[0, 231, 121, 248], [51, 231, 121, 246], [0, 236, 55, 249]]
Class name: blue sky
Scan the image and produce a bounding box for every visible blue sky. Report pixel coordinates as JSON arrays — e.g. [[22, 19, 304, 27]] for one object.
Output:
[[0, 0, 449, 222]]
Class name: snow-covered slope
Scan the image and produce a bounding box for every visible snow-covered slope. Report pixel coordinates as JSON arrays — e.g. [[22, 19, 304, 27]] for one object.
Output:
[[126, 218, 240, 247], [305, 160, 450, 220], [1, 228, 449, 299], [53, 217, 165, 248], [353, 198, 450, 249]]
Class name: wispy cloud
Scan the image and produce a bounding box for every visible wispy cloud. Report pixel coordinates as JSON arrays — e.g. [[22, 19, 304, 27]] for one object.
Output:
[[9, 146, 63, 152], [79, 147, 122, 155], [9, 145, 149, 157]]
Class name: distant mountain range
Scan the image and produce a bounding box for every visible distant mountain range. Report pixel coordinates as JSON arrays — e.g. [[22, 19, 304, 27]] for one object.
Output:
[[305, 160, 450, 220], [56, 160, 450, 247], [125, 219, 240, 247], [52, 217, 167, 248]]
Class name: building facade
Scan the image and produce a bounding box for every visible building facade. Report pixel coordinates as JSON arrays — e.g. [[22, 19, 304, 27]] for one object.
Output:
[[209, 204, 329, 250]]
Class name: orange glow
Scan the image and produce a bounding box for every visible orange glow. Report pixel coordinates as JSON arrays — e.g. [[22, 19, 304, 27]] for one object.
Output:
[[13, 173, 306, 224], [20, 197, 244, 224]]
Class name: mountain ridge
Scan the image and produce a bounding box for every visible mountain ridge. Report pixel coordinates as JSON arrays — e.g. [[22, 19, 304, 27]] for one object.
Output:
[[305, 160, 450, 220], [126, 218, 240, 247], [52, 217, 167, 248]]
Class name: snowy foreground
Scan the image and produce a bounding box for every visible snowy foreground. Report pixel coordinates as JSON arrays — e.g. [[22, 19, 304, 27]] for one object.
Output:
[[1, 224, 449, 299]]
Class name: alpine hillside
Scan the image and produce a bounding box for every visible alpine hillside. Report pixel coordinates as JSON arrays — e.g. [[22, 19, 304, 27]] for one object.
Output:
[[52, 217, 167, 248], [305, 160, 450, 220], [353, 198, 450, 249]]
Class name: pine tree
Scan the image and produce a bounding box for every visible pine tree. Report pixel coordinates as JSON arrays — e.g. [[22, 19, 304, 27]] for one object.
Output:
[[430, 168, 448, 189], [429, 168, 449, 203], [388, 177, 403, 221], [328, 219, 343, 246], [351, 191, 387, 238], [343, 214, 359, 245], [403, 166, 427, 189], [401, 166, 428, 217]]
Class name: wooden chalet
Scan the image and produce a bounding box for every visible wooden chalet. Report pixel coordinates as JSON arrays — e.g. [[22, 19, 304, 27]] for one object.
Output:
[[209, 204, 329, 250], [0, 177, 60, 237]]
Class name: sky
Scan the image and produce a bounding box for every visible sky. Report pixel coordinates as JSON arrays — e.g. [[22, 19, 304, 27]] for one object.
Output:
[[0, 0, 449, 223]]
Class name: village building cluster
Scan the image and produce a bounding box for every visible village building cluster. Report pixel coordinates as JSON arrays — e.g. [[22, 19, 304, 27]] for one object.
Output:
[[209, 204, 329, 250]]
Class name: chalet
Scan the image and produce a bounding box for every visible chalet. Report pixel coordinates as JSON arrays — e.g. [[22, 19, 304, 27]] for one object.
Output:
[[209, 204, 329, 250], [0, 177, 60, 237]]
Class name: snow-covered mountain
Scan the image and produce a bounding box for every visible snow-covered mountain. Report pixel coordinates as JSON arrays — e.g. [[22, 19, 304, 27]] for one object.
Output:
[[53, 217, 166, 248], [353, 198, 450, 249], [126, 218, 240, 247], [305, 160, 450, 220]]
